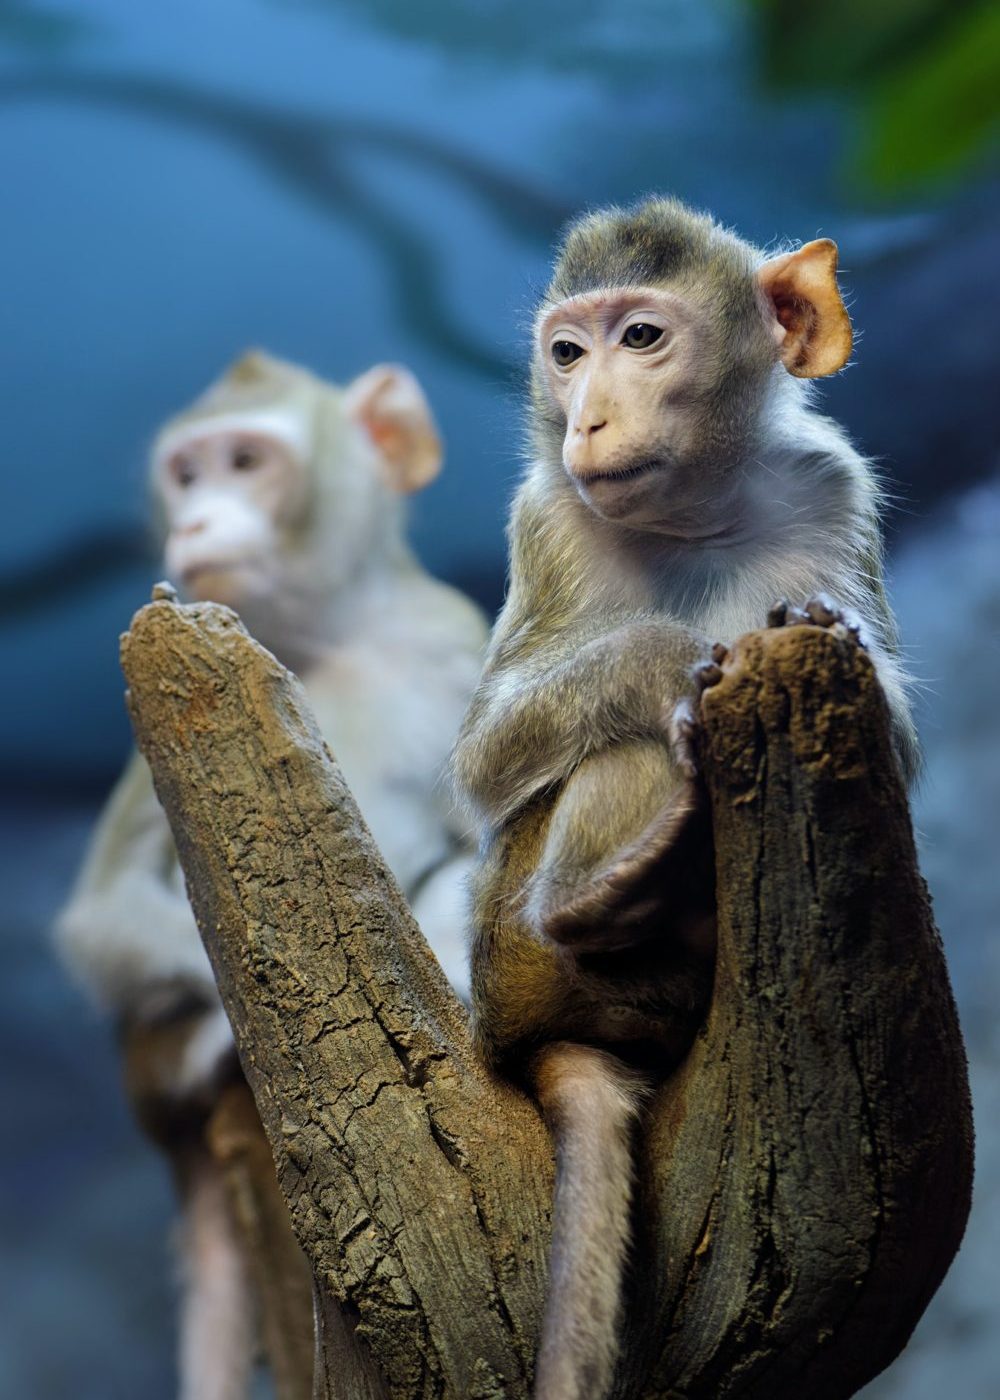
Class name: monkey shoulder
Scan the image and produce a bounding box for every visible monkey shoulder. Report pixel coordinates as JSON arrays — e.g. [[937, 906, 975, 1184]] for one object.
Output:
[[302, 573, 486, 744], [299, 572, 488, 883]]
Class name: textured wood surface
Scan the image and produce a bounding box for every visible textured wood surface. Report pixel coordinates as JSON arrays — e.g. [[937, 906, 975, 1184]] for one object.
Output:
[[121, 598, 972, 1398]]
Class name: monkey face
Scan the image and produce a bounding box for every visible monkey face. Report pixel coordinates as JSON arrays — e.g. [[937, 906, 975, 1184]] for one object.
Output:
[[156, 429, 309, 609], [535, 212, 854, 538], [536, 286, 743, 534], [150, 357, 446, 646]]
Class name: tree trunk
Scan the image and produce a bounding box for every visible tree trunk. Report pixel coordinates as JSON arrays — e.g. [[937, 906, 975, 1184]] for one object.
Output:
[[120, 597, 972, 1399]]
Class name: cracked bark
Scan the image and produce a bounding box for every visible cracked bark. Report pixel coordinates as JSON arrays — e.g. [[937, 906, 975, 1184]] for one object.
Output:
[[121, 597, 972, 1399]]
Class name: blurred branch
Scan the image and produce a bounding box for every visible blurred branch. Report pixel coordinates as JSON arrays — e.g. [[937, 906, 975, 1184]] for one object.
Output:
[[0, 70, 573, 378], [0, 0, 96, 52], [270, 0, 714, 79], [0, 528, 151, 621]]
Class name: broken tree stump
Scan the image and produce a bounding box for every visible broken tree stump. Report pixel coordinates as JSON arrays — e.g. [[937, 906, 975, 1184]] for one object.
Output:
[[121, 597, 972, 1399]]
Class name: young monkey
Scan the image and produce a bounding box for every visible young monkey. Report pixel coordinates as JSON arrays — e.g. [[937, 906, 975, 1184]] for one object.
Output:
[[453, 198, 918, 1400], [58, 351, 488, 1400]]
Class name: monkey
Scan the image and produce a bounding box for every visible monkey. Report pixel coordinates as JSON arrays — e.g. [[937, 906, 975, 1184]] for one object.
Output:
[[57, 350, 488, 1400], [452, 197, 919, 1400]]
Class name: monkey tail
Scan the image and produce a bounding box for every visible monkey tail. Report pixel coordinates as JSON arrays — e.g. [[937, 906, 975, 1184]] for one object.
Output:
[[532, 1042, 649, 1400]]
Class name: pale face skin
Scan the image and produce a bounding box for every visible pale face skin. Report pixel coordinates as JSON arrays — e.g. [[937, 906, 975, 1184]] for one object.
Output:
[[537, 285, 779, 537], [157, 431, 307, 608]]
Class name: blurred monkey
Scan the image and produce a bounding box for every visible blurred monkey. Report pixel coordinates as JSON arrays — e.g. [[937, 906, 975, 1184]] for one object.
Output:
[[454, 198, 918, 1400], [58, 350, 488, 1400]]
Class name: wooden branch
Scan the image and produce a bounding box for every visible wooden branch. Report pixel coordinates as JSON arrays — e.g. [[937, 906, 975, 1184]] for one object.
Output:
[[637, 626, 974, 1398], [122, 599, 552, 1398], [121, 598, 972, 1399]]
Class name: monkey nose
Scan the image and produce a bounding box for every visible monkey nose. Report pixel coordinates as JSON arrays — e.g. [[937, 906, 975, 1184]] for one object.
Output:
[[573, 418, 608, 438]]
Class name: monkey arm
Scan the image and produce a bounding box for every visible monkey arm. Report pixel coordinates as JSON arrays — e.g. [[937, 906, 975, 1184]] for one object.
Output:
[[56, 749, 216, 1013], [454, 617, 711, 828]]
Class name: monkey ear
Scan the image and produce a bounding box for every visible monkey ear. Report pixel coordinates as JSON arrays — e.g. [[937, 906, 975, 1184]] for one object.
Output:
[[757, 238, 853, 379], [343, 364, 443, 493]]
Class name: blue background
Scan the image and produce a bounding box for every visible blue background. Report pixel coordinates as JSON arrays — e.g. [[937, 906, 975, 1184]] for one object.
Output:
[[1, 2, 998, 1396]]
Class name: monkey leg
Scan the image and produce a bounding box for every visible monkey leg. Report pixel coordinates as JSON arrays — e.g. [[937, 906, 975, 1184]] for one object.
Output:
[[525, 738, 711, 953], [206, 1083, 315, 1400], [123, 1010, 311, 1400], [531, 1042, 650, 1400], [174, 1146, 257, 1400]]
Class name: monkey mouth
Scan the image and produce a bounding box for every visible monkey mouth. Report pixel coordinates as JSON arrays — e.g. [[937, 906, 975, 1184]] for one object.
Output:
[[179, 557, 266, 598], [575, 457, 662, 486], [182, 557, 252, 581]]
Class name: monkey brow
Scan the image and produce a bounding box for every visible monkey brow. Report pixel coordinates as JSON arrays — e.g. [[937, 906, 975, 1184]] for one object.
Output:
[[539, 287, 689, 336]]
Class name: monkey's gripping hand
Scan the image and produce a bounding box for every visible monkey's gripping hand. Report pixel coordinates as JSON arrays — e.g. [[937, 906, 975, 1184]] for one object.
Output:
[[766, 594, 865, 643], [668, 641, 731, 783], [672, 595, 866, 780]]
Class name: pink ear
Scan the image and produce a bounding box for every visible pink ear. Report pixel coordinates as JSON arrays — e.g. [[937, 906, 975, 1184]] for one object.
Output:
[[758, 238, 853, 379], [343, 364, 443, 493]]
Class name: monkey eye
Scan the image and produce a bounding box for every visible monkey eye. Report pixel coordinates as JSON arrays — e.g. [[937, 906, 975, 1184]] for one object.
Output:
[[232, 445, 260, 471], [621, 323, 664, 350], [172, 457, 197, 488], [551, 340, 585, 368]]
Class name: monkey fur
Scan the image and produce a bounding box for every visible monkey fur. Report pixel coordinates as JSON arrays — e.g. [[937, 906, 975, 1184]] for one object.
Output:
[[453, 197, 918, 1400], [58, 350, 488, 1400]]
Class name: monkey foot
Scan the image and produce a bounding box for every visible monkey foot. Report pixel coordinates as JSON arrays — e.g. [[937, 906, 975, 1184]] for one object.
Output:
[[535, 780, 710, 953], [767, 594, 865, 646]]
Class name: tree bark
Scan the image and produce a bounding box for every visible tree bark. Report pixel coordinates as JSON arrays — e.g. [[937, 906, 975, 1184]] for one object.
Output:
[[121, 597, 972, 1399]]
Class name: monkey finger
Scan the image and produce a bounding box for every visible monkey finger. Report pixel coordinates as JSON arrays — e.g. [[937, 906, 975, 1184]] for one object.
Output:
[[805, 596, 867, 647], [782, 605, 811, 628], [711, 641, 729, 665], [693, 660, 723, 693], [830, 620, 867, 649], [767, 599, 789, 627], [840, 611, 866, 647], [803, 594, 844, 627]]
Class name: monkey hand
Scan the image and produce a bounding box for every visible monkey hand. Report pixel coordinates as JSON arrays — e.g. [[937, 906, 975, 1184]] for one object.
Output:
[[671, 598, 865, 782], [668, 642, 728, 781], [766, 595, 866, 646], [671, 598, 864, 779]]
